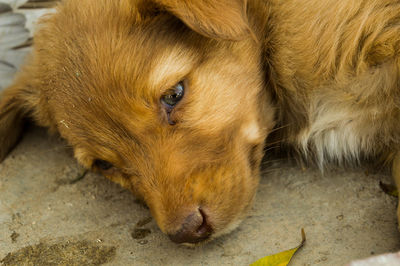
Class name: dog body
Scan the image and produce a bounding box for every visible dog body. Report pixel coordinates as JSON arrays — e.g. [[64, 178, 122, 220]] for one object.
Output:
[[267, 0, 400, 166], [1, 0, 400, 243]]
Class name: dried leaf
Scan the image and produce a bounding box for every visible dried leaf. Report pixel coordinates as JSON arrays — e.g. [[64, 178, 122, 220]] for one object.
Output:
[[250, 229, 306, 266], [379, 182, 398, 198]]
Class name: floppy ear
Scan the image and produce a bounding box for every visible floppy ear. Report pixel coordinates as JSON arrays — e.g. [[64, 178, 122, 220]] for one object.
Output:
[[0, 81, 38, 162], [153, 0, 251, 40]]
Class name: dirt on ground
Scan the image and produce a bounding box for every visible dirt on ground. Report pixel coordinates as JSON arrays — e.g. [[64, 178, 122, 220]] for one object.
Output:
[[0, 127, 399, 265]]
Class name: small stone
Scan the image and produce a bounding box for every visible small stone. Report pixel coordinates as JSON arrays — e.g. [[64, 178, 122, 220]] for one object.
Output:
[[336, 215, 344, 220], [138, 240, 148, 245]]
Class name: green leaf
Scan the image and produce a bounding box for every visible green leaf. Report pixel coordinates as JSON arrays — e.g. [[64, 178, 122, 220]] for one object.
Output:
[[379, 182, 398, 198], [250, 229, 306, 266]]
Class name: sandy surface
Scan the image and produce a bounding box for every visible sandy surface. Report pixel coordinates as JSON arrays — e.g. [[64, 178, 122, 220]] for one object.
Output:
[[1, 126, 399, 265]]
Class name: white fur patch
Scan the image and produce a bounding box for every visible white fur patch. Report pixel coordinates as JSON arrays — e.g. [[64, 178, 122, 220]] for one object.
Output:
[[297, 99, 377, 167], [241, 121, 261, 143]]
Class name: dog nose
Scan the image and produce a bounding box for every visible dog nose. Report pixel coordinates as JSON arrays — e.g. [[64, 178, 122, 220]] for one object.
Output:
[[168, 208, 213, 244]]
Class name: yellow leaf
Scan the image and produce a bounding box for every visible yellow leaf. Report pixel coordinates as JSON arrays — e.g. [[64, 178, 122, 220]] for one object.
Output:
[[250, 229, 306, 266]]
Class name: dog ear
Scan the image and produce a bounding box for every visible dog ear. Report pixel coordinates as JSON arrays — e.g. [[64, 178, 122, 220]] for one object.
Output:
[[153, 0, 251, 40], [0, 80, 39, 162]]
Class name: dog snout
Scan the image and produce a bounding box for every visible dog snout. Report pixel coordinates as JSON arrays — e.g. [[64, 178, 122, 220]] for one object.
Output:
[[168, 208, 213, 244]]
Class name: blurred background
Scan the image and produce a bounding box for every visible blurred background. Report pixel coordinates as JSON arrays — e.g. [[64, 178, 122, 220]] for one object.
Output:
[[0, 0, 57, 90]]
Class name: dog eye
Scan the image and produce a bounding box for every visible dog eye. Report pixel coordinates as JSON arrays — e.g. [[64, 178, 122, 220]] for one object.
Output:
[[93, 159, 113, 170], [161, 81, 185, 107]]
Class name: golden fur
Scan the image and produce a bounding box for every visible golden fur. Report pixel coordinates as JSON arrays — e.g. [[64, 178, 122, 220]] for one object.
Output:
[[1, 0, 400, 242]]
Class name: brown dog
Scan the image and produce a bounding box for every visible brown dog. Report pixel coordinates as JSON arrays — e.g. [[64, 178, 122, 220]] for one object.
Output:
[[1, 0, 400, 244]]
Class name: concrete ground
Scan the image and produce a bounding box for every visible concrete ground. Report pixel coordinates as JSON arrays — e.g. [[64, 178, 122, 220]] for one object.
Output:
[[1, 126, 400, 265]]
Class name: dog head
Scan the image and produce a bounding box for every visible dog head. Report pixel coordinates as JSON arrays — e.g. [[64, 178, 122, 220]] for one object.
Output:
[[0, 0, 275, 243]]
